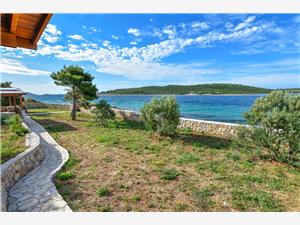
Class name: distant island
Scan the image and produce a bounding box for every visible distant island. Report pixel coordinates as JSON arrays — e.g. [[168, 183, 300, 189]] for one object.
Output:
[[101, 83, 273, 95]]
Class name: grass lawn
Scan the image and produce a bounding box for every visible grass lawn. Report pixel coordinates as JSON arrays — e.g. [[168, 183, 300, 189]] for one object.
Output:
[[27, 108, 69, 114], [1, 125, 26, 164], [31, 112, 300, 212]]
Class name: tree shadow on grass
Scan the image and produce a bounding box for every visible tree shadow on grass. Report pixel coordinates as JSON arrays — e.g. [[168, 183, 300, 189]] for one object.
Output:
[[178, 133, 232, 149], [36, 119, 78, 133]]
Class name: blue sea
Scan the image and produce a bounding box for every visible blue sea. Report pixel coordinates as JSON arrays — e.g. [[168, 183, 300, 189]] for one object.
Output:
[[25, 94, 265, 124]]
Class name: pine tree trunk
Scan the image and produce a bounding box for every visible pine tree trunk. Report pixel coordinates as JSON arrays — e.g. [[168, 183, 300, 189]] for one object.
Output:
[[71, 97, 77, 120]]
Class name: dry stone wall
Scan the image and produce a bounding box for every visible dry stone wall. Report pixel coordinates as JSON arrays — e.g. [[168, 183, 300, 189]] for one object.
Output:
[[0, 118, 43, 211], [83, 107, 240, 139]]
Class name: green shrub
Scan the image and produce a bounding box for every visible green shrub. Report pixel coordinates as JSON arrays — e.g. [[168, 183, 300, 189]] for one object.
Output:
[[96, 187, 110, 197], [176, 152, 199, 164], [56, 171, 74, 181], [193, 187, 215, 210], [141, 96, 180, 136], [92, 100, 115, 125], [7, 115, 28, 136], [160, 168, 180, 180], [235, 91, 300, 163]]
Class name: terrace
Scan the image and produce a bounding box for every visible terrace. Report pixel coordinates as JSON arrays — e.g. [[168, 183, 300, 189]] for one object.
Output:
[[0, 88, 26, 114]]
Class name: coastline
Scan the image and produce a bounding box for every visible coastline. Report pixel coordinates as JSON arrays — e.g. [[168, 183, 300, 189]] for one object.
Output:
[[24, 94, 259, 124]]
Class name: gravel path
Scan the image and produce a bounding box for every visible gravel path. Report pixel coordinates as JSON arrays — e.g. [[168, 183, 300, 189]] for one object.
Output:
[[7, 114, 72, 212]]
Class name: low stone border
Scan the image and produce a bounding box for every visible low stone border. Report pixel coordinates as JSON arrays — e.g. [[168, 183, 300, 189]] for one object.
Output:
[[178, 118, 239, 139], [113, 108, 240, 138], [6, 111, 72, 212], [81, 107, 241, 139], [1, 122, 43, 212]]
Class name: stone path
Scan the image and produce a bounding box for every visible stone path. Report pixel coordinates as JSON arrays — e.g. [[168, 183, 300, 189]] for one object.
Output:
[[7, 114, 72, 212]]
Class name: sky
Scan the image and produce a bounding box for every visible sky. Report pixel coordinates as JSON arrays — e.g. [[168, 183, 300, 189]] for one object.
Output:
[[1, 14, 300, 94]]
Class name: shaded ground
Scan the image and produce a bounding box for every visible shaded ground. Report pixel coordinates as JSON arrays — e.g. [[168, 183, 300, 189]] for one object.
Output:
[[32, 111, 300, 212], [1, 125, 26, 164]]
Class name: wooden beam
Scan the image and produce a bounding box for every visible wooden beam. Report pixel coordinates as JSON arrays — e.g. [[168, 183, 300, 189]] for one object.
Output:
[[0, 32, 17, 48], [17, 36, 37, 50], [13, 96, 17, 113], [10, 14, 19, 34], [20, 96, 23, 109], [0, 31, 37, 49], [32, 14, 52, 45]]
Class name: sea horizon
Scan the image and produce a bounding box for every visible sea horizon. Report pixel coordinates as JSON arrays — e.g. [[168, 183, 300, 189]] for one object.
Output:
[[25, 93, 266, 124]]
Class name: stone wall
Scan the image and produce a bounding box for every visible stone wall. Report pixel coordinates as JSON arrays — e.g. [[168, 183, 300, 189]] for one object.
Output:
[[178, 118, 239, 139], [113, 108, 141, 122], [0, 118, 44, 212], [111, 108, 240, 139]]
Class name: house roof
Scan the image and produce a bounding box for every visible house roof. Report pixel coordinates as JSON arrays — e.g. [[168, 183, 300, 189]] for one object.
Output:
[[0, 88, 26, 96], [0, 13, 52, 50]]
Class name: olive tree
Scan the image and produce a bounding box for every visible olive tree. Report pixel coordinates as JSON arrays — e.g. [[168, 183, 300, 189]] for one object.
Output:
[[237, 90, 300, 163], [141, 96, 180, 136], [51, 65, 97, 120]]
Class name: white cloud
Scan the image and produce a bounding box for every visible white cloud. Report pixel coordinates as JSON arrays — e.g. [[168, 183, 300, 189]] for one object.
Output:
[[90, 27, 97, 32], [163, 25, 176, 39], [225, 22, 234, 30], [17, 83, 65, 94], [152, 28, 163, 38], [43, 24, 62, 43], [112, 35, 119, 40], [102, 40, 111, 48], [15, 15, 296, 86], [95, 60, 218, 80], [191, 21, 209, 30], [228, 74, 299, 89], [128, 28, 141, 37], [68, 34, 84, 40], [233, 15, 256, 31], [0, 58, 50, 76]]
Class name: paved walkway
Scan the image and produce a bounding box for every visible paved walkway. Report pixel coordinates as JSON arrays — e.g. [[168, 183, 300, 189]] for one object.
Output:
[[7, 114, 72, 212]]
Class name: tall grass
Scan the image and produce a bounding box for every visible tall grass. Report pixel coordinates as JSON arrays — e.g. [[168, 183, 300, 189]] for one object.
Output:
[[7, 115, 28, 136]]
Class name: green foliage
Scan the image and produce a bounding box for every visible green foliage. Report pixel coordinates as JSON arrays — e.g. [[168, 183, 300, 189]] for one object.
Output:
[[97, 206, 112, 212], [1, 81, 13, 106], [92, 100, 115, 125], [193, 187, 215, 210], [96, 187, 110, 197], [160, 168, 180, 180], [102, 83, 272, 95], [176, 152, 199, 164], [56, 171, 74, 181], [235, 91, 300, 163], [129, 194, 141, 202], [63, 154, 80, 170], [1, 81, 12, 88], [231, 189, 282, 211], [7, 115, 28, 136], [51, 65, 98, 120], [141, 96, 180, 136], [25, 98, 48, 109]]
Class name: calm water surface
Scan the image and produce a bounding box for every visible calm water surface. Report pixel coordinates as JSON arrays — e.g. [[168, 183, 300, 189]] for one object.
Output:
[[26, 94, 265, 124]]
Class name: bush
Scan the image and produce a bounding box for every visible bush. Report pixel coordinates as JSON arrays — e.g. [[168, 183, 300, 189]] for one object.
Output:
[[56, 171, 74, 181], [92, 100, 115, 125], [160, 168, 180, 180], [96, 187, 110, 197], [235, 91, 300, 163], [7, 115, 28, 136], [140, 96, 180, 136]]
